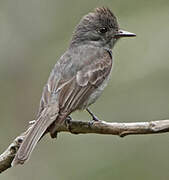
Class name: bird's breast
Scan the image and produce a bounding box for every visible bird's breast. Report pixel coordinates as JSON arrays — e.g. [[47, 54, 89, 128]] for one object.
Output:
[[84, 73, 111, 108]]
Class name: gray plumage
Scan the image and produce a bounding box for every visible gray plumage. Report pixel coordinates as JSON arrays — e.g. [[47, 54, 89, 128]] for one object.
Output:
[[12, 7, 135, 166]]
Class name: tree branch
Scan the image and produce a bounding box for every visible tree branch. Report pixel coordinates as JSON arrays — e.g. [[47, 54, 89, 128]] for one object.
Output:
[[1, 119, 169, 173]]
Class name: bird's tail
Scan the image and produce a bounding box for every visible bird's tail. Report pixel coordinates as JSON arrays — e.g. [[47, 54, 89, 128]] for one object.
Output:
[[12, 105, 59, 166]]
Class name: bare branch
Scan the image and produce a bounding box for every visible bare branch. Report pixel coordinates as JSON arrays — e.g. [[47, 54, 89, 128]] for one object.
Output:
[[1, 119, 169, 173]]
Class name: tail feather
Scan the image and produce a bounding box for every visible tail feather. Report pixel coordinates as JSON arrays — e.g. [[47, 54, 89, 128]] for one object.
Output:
[[12, 106, 58, 166]]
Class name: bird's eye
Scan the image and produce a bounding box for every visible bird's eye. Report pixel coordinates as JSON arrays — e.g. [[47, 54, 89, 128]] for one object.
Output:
[[99, 27, 108, 34]]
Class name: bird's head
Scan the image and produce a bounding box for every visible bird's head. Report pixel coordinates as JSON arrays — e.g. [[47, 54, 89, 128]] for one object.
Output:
[[71, 7, 136, 49]]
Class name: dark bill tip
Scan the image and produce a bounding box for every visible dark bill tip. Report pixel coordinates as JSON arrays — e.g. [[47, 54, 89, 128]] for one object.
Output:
[[115, 29, 136, 38]]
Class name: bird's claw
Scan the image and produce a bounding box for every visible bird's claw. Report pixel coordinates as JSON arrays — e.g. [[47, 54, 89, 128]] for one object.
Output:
[[65, 116, 78, 134]]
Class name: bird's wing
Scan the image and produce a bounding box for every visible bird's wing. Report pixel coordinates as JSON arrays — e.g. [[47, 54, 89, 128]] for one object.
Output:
[[37, 48, 112, 117], [57, 49, 112, 113]]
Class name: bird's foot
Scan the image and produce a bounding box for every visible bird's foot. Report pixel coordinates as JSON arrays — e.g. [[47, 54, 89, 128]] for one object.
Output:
[[65, 116, 78, 134]]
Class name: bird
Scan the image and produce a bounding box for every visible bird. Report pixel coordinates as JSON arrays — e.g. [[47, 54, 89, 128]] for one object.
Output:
[[12, 7, 136, 166]]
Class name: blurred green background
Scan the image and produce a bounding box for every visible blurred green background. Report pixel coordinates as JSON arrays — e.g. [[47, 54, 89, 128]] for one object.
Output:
[[0, 0, 169, 179]]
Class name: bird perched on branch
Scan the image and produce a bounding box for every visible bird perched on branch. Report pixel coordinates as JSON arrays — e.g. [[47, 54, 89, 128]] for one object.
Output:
[[12, 7, 136, 166]]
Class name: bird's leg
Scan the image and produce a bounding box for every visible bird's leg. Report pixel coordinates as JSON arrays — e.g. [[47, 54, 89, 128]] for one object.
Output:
[[86, 108, 100, 122], [65, 116, 72, 131]]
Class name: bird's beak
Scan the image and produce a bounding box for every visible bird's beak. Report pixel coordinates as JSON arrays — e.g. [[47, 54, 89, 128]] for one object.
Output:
[[114, 29, 136, 38]]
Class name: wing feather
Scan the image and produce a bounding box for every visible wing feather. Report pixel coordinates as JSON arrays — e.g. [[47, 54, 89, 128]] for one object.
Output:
[[38, 49, 112, 116], [59, 51, 112, 112]]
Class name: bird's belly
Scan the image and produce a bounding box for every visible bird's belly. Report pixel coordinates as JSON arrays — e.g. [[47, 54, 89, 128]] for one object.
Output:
[[82, 76, 110, 109]]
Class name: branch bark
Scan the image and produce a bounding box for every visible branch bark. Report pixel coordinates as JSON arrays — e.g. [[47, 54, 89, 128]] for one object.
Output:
[[1, 119, 169, 173]]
